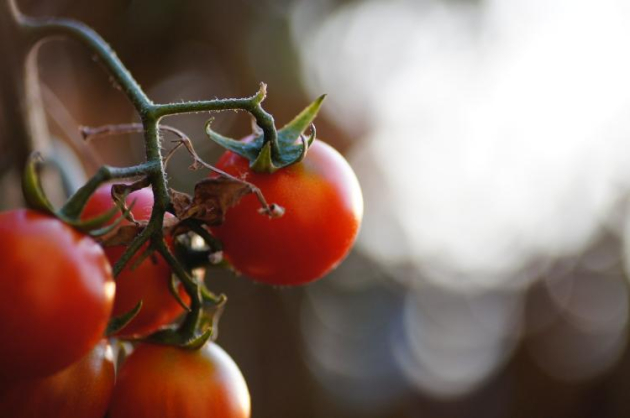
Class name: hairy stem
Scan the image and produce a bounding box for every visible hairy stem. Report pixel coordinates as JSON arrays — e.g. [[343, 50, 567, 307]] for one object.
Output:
[[59, 162, 159, 219], [7, 0, 279, 343], [155, 240, 202, 337]]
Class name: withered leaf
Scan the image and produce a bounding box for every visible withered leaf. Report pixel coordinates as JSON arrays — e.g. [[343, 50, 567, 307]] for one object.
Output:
[[170, 177, 251, 226], [96, 218, 179, 247], [170, 189, 193, 219], [99, 222, 146, 246]]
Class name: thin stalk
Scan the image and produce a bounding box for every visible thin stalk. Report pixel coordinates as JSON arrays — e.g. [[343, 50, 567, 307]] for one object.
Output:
[[7, 0, 281, 344], [152, 84, 279, 157], [60, 162, 159, 219], [155, 240, 202, 338]]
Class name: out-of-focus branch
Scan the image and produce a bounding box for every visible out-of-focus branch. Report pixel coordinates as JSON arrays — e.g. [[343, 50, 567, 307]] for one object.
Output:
[[0, 0, 58, 208]]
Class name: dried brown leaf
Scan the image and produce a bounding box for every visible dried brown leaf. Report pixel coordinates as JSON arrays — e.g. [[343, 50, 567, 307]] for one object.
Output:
[[170, 189, 193, 219], [99, 222, 146, 246], [170, 178, 250, 226]]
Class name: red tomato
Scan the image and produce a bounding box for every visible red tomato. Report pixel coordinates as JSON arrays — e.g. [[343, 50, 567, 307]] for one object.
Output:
[[212, 139, 363, 285], [0, 210, 114, 379], [108, 342, 250, 418], [0, 340, 115, 418], [82, 184, 189, 337]]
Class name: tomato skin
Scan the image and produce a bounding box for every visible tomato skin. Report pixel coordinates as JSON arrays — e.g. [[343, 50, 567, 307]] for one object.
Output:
[[212, 139, 363, 285], [0, 340, 115, 418], [82, 185, 189, 337], [108, 342, 250, 418], [0, 210, 114, 380]]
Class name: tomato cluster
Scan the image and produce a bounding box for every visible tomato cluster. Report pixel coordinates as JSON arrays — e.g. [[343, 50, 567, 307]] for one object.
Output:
[[0, 195, 249, 417], [0, 131, 361, 416], [81, 184, 189, 338]]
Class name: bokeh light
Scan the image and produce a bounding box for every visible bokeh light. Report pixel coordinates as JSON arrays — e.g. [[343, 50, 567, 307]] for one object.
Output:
[[4, 0, 630, 416]]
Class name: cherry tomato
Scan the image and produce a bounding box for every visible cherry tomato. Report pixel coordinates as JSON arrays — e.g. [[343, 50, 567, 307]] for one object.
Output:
[[0, 340, 115, 418], [108, 342, 250, 418], [0, 210, 114, 379], [212, 139, 363, 285], [82, 184, 189, 337]]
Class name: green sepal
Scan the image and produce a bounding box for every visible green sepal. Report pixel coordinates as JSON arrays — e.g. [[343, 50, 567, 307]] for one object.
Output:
[[201, 287, 226, 306], [86, 199, 137, 238], [142, 326, 213, 350], [182, 328, 213, 349], [200, 291, 227, 340], [250, 141, 274, 172], [68, 205, 120, 232], [105, 300, 143, 336], [21, 152, 55, 215], [205, 119, 263, 161], [169, 274, 191, 311], [205, 95, 326, 173], [276, 95, 325, 148]]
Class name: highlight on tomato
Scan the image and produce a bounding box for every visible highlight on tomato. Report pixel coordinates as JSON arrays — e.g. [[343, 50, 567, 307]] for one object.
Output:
[[212, 138, 364, 286], [108, 342, 251, 418], [81, 184, 189, 337], [0, 209, 115, 380], [0, 340, 115, 418]]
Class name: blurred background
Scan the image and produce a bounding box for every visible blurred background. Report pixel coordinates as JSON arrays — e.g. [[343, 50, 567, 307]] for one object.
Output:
[[3, 0, 630, 416]]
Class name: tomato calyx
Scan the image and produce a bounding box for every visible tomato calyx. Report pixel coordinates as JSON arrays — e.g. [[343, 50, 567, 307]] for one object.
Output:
[[141, 291, 227, 349], [206, 93, 326, 173], [106, 300, 144, 336]]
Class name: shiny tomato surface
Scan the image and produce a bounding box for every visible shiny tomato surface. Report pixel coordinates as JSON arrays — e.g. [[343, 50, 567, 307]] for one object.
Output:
[[0, 340, 115, 418], [0, 210, 114, 379], [108, 342, 250, 418], [212, 139, 363, 285]]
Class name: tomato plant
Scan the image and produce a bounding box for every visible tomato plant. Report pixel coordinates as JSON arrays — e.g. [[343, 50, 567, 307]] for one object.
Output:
[[212, 139, 364, 285], [3, 2, 364, 415], [0, 340, 115, 418], [81, 184, 189, 337], [108, 342, 250, 418], [0, 210, 114, 380]]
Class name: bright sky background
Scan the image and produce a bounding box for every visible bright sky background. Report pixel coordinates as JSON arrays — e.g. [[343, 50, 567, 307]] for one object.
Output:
[[293, 0, 630, 289], [292, 0, 630, 401]]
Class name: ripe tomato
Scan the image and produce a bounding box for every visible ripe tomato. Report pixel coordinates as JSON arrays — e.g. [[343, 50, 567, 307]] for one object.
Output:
[[0, 340, 115, 418], [81, 184, 189, 337], [108, 342, 250, 418], [0, 210, 114, 379], [212, 139, 363, 285]]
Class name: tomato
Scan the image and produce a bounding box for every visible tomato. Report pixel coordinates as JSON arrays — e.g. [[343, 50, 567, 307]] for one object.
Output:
[[0, 210, 114, 380], [81, 184, 189, 337], [0, 340, 115, 418], [212, 139, 363, 285], [108, 342, 250, 418]]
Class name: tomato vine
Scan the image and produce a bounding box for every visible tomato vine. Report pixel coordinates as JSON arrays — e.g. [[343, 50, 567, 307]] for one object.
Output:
[[0, 0, 365, 415], [5, 0, 308, 347]]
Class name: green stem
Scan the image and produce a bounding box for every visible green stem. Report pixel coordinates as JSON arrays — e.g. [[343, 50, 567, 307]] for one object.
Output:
[[152, 85, 279, 157], [155, 240, 202, 338], [152, 98, 256, 117], [142, 119, 169, 210], [60, 162, 159, 219], [7, 0, 281, 345], [112, 227, 151, 277]]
